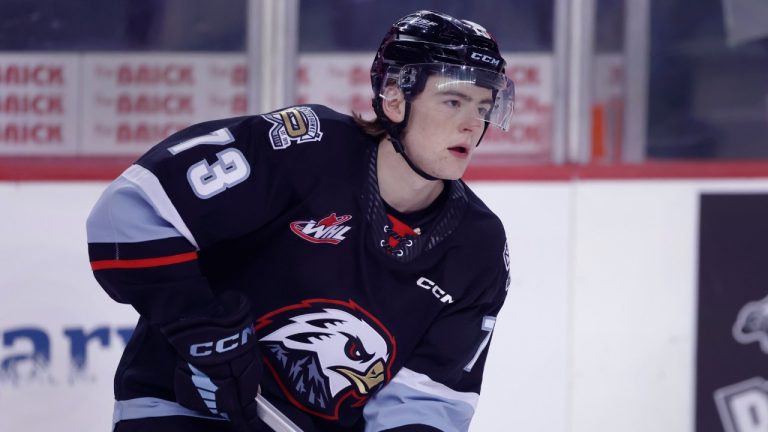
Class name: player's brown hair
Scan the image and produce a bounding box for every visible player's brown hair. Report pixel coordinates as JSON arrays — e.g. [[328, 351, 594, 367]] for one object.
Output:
[[352, 111, 388, 141]]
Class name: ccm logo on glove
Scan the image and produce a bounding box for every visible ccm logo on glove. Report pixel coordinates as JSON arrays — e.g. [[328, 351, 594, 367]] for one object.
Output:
[[190, 326, 254, 357]]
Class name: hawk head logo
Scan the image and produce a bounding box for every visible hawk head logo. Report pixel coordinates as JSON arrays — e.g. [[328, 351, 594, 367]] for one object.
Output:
[[733, 295, 768, 354], [256, 299, 396, 420]]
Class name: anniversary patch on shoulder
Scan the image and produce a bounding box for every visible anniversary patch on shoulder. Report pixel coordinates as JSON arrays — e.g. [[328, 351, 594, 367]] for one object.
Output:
[[262, 106, 323, 150]]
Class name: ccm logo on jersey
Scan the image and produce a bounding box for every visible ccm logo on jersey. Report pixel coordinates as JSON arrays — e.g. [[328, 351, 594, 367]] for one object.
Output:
[[470, 52, 501, 67], [189, 326, 254, 357], [290, 213, 352, 245], [417, 277, 455, 304]]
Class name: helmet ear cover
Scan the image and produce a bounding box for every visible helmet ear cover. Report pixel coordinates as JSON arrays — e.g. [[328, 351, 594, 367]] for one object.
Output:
[[394, 66, 431, 101]]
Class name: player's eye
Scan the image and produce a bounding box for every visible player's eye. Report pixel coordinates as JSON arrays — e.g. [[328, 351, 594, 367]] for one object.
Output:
[[341, 333, 373, 362], [478, 105, 491, 117], [444, 99, 461, 109]]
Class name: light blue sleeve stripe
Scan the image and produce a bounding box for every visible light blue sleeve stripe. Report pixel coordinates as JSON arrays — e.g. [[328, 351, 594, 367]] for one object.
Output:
[[112, 397, 226, 431], [87, 176, 184, 244], [363, 380, 475, 432]]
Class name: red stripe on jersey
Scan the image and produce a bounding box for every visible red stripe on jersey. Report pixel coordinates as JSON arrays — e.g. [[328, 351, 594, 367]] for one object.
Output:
[[90, 251, 198, 270]]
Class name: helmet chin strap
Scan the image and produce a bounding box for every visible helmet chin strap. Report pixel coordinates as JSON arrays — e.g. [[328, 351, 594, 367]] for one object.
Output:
[[388, 134, 441, 182]]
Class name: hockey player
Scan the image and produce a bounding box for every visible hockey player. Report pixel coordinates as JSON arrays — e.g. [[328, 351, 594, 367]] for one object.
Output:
[[87, 9, 514, 432]]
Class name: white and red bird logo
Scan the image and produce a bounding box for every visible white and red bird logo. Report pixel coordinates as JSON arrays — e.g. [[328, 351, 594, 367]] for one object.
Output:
[[256, 299, 396, 420]]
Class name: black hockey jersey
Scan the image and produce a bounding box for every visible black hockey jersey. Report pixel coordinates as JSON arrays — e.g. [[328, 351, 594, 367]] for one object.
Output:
[[86, 105, 509, 432]]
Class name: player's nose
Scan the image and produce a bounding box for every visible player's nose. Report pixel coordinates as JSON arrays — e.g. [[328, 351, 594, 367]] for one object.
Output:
[[459, 110, 485, 133]]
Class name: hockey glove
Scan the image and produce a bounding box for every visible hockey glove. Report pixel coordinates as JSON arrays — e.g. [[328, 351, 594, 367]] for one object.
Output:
[[160, 291, 265, 432]]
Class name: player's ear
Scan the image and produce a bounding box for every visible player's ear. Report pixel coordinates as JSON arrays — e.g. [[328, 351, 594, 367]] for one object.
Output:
[[380, 85, 406, 124]]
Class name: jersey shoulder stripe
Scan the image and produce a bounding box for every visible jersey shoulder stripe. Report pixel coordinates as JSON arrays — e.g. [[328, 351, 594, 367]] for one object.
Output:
[[121, 164, 199, 249], [86, 176, 184, 245]]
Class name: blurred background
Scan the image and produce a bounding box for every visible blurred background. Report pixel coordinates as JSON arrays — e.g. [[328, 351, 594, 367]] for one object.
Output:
[[1, 0, 767, 431]]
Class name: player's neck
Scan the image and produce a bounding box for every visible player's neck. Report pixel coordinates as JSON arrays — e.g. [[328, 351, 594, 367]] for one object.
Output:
[[376, 139, 444, 214]]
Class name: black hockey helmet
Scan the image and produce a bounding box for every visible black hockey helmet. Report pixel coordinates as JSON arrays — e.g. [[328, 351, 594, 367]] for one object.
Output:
[[369, 10, 514, 180], [371, 10, 507, 94]]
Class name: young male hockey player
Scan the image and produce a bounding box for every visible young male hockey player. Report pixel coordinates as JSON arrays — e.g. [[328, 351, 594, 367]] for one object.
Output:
[[87, 10, 514, 432]]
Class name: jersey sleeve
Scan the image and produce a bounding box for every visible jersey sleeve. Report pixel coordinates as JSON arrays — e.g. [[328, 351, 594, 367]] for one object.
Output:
[[86, 105, 334, 324], [363, 233, 510, 432]]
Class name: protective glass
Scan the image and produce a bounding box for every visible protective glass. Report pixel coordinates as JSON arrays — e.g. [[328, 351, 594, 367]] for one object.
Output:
[[381, 63, 515, 131]]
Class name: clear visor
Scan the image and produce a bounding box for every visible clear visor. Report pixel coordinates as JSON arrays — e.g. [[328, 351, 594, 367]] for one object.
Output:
[[381, 63, 515, 131]]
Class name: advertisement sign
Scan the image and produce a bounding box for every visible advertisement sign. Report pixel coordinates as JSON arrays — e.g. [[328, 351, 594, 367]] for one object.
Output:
[[0, 54, 80, 155], [0, 52, 553, 163], [0, 182, 141, 431], [80, 53, 246, 155], [697, 194, 768, 432]]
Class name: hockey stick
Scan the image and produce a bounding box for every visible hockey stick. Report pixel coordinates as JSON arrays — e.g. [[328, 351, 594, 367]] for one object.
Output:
[[256, 393, 304, 432]]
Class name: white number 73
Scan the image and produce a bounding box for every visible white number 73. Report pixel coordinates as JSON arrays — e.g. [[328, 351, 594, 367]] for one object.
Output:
[[166, 128, 251, 199]]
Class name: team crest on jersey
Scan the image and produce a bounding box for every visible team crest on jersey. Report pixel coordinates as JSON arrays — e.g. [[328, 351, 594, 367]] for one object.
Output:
[[290, 213, 352, 245], [256, 299, 396, 420], [262, 106, 323, 150]]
